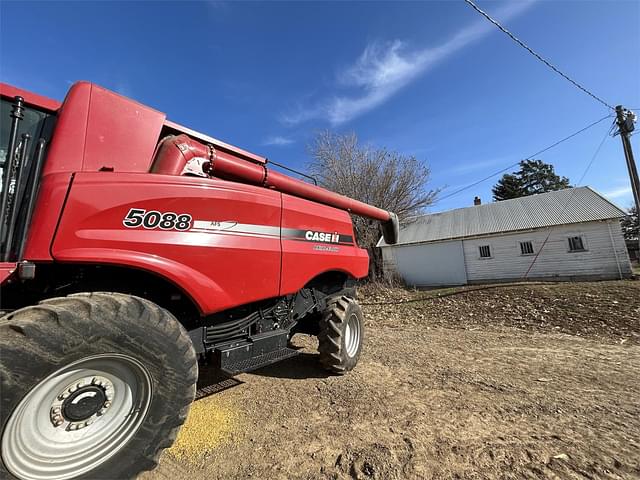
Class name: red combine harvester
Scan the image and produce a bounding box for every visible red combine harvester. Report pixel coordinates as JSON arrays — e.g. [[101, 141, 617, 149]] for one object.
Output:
[[0, 82, 398, 479]]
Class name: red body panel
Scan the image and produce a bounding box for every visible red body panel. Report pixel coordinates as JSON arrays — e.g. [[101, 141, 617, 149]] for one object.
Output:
[[83, 85, 166, 172], [21, 173, 74, 260], [41, 82, 89, 176], [280, 195, 368, 294], [42, 82, 167, 176]]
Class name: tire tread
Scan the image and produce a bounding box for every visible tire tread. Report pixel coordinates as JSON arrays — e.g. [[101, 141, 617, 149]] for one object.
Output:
[[0, 292, 198, 480], [317, 296, 363, 374]]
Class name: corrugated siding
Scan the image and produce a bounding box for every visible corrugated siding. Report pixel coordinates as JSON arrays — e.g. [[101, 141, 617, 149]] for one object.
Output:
[[378, 187, 626, 247], [462, 220, 632, 281]]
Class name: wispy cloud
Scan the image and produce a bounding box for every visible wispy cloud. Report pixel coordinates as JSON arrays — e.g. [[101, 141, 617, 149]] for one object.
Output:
[[602, 186, 632, 199], [439, 156, 515, 176], [282, 1, 534, 126], [263, 135, 295, 146]]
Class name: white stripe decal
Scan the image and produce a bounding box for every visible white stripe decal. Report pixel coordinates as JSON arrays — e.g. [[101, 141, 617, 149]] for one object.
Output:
[[189, 220, 353, 245]]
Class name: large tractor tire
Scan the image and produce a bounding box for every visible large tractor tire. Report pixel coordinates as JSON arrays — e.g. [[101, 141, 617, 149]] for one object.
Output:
[[318, 296, 364, 374], [0, 293, 198, 480]]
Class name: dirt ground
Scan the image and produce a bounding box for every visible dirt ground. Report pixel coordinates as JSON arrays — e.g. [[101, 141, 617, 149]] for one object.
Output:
[[143, 280, 640, 480]]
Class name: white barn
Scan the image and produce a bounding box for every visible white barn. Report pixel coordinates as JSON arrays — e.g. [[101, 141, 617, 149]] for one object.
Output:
[[378, 187, 632, 286]]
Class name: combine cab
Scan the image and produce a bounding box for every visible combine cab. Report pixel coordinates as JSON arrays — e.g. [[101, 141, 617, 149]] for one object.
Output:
[[0, 82, 397, 480]]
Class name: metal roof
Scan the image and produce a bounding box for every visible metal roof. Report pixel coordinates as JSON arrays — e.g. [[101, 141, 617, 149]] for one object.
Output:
[[378, 187, 626, 247]]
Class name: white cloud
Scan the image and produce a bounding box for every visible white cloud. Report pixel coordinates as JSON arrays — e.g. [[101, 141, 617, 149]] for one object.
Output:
[[280, 104, 325, 126], [440, 156, 515, 176], [602, 186, 632, 199], [263, 135, 295, 146], [284, 1, 535, 126]]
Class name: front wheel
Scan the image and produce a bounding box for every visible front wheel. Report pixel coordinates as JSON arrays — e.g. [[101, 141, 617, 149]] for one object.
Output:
[[0, 293, 198, 480], [318, 296, 364, 374]]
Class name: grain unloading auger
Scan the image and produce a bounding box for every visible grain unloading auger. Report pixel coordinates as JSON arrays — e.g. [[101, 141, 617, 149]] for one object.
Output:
[[151, 133, 399, 245]]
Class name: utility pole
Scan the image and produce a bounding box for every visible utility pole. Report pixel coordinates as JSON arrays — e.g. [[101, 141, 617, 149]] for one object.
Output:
[[615, 105, 640, 250]]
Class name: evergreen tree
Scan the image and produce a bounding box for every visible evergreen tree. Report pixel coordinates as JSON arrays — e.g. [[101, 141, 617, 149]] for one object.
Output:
[[492, 160, 571, 201]]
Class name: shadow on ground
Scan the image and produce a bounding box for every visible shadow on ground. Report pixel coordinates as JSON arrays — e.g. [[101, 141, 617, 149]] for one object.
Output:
[[250, 352, 332, 380]]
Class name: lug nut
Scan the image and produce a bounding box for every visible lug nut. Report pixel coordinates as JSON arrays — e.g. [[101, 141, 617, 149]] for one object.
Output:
[[54, 419, 64, 427], [104, 401, 111, 408]]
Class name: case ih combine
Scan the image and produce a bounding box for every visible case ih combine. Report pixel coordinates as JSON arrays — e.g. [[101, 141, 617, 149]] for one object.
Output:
[[0, 82, 398, 479]]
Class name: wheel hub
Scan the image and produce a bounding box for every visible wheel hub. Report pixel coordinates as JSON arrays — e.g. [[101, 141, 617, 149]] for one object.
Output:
[[50, 376, 114, 430], [3, 353, 153, 480], [344, 313, 361, 358]]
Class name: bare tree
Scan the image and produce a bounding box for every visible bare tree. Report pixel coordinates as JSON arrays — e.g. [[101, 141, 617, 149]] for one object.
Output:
[[308, 131, 439, 278]]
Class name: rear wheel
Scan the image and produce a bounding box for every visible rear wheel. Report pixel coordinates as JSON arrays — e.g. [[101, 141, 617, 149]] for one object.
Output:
[[0, 293, 198, 480], [318, 296, 364, 374]]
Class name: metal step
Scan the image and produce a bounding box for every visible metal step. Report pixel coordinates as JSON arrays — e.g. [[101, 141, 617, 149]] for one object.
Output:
[[221, 347, 299, 376]]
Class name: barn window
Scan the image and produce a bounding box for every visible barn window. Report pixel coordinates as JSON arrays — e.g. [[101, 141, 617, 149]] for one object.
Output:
[[568, 236, 585, 252], [520, 241, 534, 255], [479, 245, 491, 258]]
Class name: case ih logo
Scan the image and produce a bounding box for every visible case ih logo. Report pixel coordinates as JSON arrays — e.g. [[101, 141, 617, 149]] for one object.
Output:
[[286, 229, 353, 245], [305, 231, 340, 243]]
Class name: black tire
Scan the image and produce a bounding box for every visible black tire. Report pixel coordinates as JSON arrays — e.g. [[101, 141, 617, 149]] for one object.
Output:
[[0, 292, 198, 480], [318, 296, 364, 374]]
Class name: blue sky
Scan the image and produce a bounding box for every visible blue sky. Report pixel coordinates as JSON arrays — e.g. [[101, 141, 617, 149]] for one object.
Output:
[[1, 0, 638, 213]]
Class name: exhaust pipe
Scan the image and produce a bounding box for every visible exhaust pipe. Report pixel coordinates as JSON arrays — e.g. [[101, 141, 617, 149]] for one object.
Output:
[[151, 135, 399, 244]]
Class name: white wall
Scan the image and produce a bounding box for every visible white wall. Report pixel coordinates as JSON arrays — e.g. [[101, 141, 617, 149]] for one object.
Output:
[[389, 240, 467, 286], [462, 220, 632, 282]]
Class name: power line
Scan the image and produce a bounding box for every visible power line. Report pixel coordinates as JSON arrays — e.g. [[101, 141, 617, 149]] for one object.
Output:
[[522, 120, 614, 278], [463, 0, 615, 111], [575, 122, 616, 186], [436, 163, 520, 204], [434, 113, 613, 204]]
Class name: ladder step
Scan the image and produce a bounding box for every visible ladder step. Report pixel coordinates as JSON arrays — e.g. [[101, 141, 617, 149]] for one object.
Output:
[[221, 347, 299, 375]]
